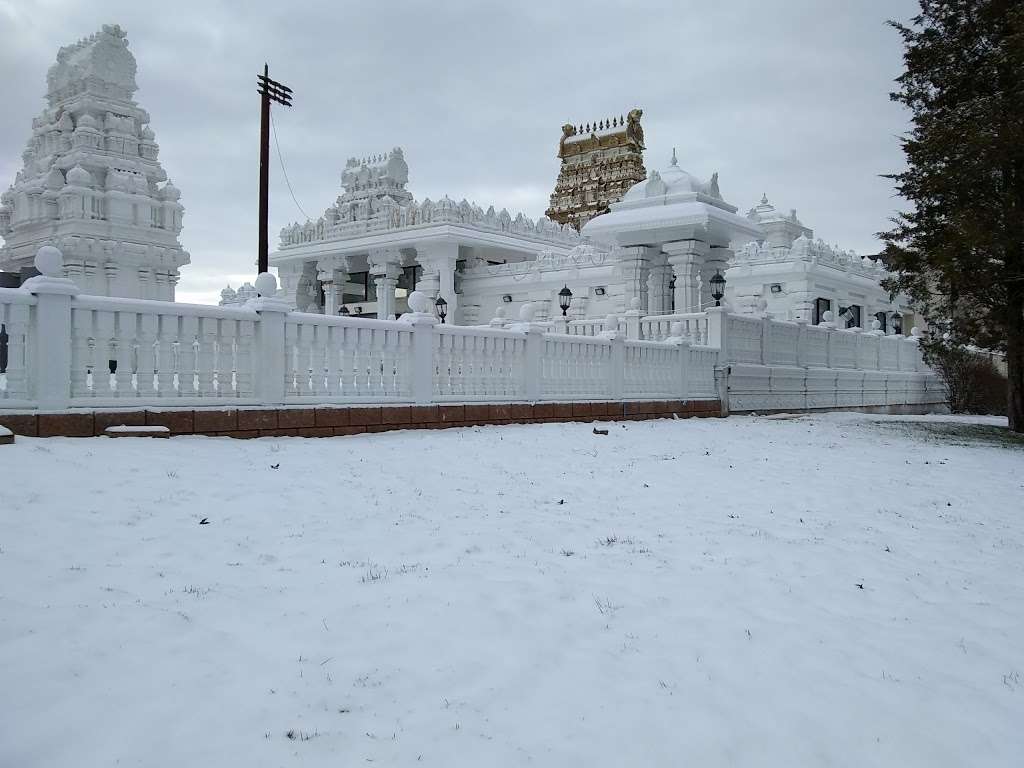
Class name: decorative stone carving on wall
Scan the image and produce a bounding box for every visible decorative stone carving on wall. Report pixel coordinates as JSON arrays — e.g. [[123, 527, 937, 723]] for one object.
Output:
[[545, 109, 648, 231], [279, 148, 582, 250]]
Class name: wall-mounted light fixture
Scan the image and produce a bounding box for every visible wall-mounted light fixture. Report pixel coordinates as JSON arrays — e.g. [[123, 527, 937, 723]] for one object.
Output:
[[354, 306, 363, 315], [502, 294, 512, 303], [594, 286, 606, 296], [770, 283, 783, 294]]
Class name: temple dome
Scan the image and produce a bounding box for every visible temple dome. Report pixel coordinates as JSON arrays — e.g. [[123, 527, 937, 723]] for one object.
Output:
[[159, 179, 180, 201], [620, 149, 718, 203], [657, 163, 706, 195], [140, 126, 155, 141], [65, 164, 92, 187], [44, 167, 65, 190]]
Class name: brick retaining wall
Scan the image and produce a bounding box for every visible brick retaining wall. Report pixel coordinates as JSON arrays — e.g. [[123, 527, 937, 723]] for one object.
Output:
[[0, 399, 723, 438]]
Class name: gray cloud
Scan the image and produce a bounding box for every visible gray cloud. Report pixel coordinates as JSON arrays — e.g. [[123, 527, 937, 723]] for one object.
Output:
[[0, 0, 917, 304]]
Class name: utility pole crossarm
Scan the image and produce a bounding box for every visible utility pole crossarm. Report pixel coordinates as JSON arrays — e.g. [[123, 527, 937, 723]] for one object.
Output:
[[257, 63, 293, 276]]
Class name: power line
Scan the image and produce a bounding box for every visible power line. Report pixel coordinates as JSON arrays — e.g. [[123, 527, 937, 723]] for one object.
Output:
[[270, 110, 311, 221]]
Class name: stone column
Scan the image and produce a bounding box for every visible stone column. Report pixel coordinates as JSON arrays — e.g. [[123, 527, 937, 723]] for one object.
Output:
[[416, 241, 459, 323], [317, 259, 338, 315], [168, 270, 180, 302], [615, 246, 651, 314], [663, 240, 705, 314], [369, 248, 402, 320], [646, 259, 672, 316]]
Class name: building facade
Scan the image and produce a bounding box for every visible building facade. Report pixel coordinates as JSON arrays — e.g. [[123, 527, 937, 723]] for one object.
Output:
[[254, 145, 914, 336], [0, 25, 188, 300], [260, 148, 585, 325]]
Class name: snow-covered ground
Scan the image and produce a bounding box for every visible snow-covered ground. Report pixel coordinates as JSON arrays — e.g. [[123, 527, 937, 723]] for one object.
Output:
[[1, 413, 1022, 766]]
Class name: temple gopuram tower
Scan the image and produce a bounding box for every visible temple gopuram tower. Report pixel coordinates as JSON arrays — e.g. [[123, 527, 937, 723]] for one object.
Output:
[[545, 109, 647, 231], [0, 24, 188, 300]]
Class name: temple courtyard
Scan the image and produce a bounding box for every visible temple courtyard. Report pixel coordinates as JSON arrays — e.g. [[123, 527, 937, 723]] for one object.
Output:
[[1, 414, 1022, 766]]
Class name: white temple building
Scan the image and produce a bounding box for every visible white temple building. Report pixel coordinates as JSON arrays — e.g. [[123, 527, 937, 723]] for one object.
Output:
[[256, 147, 915, 335], [0, 25, 188, 300]]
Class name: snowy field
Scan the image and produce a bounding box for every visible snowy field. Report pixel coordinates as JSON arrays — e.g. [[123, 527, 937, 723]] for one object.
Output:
[[1, 413, 1023, 767]]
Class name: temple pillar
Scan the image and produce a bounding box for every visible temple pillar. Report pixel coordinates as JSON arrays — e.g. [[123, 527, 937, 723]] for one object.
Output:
[[663, 240, 706, 314], [416, 242, 459, 322], [615, 246, 652, 314], [369, 248, 402, 320], [317, 257, 345, 315], [646, 257, 672, 316]]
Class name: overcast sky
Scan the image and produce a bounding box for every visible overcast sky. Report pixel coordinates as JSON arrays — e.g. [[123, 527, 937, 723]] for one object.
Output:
[[0, 0, 919, 304]]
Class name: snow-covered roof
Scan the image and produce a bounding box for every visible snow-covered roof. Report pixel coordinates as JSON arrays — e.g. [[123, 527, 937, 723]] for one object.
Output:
[[581, 151, 763, 247]]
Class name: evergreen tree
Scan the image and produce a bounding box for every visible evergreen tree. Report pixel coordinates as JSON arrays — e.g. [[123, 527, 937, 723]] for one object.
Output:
[[883, 0, 1024, 430]]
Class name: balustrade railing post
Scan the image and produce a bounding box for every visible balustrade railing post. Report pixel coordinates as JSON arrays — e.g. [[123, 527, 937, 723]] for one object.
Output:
[[23, 246, 79, 410], [402, 291, 439, 405], [523, 326, 543, 401], [624, 298, 642, 340], [795, 319, 807, 368], [248, 273, 292, 406], [705, 307, 728, 360], [609, 333, 625, 399]]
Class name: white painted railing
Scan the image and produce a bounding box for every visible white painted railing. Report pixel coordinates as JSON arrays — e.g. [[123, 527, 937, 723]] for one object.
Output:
[[284, 313, 414, 402], [433, 324, 526, 401], [69, 296, 259, 405], [623, 340, 681, 399], [0, 287, 36, 406], [0, 249, 939, 415], [1, 256, 718, 410], [540, 334, 614, 400], [640, 313, 710, 344]]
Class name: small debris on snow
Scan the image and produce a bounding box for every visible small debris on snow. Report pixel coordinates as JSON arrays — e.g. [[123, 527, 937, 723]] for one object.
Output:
[[593, 428, 609, 436], [198, 518, 210, 525]]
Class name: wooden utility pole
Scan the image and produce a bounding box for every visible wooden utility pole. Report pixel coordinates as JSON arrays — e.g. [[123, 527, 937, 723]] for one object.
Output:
[[256, 64, 292, 274]]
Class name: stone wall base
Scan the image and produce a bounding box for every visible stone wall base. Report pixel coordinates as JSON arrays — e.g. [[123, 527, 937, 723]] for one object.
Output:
[[729, 403, 949, 416], [0, 400, 723, 439]]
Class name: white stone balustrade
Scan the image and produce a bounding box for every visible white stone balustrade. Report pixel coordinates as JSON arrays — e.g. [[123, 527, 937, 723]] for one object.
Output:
[[0, 248, 942, 416], [0, 287, 36, 405]]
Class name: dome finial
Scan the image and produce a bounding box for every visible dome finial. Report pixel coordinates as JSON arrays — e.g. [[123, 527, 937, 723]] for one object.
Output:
[[670, 147, 678, 167], [760, 193, 768, 205]]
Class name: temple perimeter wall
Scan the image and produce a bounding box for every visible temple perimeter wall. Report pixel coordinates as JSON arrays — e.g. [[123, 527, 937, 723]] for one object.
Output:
[[1, 251, 944, 439]]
